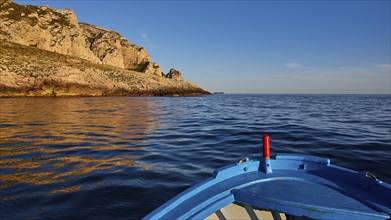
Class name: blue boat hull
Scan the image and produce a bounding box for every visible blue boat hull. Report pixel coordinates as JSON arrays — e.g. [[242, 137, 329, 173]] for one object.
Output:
[[144, 154, 391, 220]]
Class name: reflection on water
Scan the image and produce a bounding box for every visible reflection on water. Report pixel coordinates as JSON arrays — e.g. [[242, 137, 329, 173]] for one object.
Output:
[[1, 95, 390, 219], [0, 97, 159, 193], [0, 155, 138, 190]]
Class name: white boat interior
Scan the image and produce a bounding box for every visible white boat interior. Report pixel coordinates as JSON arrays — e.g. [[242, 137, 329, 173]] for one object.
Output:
[[205, 202, 310, 220]]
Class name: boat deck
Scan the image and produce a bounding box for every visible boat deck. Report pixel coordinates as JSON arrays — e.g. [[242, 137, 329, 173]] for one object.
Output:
[[205, 202, 309, 220]]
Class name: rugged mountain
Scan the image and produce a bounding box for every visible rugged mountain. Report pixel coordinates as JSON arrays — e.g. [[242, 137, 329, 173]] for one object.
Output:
[[0, 40, 208, 97], [1, 0, 100, 63], [79, 22, 158, 74], [0, 0, 209, 96], [0, 0, 153, 72]]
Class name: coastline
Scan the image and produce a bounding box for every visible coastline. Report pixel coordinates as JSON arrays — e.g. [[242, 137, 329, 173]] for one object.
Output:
[[0, 1, 210, 97], [0, 41, 210, 97]]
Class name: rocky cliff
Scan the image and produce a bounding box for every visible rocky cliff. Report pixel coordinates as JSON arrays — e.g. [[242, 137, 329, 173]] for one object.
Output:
[[0, 40, 208, 96], [0, 0, 209, 96], [79, 22, 158, 74], [1, 0, 101, 63]]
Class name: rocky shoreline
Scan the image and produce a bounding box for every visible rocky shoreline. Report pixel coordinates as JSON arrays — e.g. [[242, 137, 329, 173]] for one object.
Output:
[[0, 0, 209, 97], [0, 41, 209, 97]]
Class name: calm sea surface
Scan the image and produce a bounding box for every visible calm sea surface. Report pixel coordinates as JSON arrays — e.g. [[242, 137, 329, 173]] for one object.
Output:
[[1, 94, 390, 219]]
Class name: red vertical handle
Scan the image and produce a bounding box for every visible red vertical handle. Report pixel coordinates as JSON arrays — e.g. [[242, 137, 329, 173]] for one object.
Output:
[[263, 134, 270, 158]]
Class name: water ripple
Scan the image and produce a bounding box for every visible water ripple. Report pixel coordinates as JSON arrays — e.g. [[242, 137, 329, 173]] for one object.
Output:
[[0, 94, 390, 219]]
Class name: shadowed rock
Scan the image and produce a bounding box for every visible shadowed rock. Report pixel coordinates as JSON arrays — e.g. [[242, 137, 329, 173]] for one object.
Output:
[[166, 68, 183, 81], [143, 62, 164, 77]]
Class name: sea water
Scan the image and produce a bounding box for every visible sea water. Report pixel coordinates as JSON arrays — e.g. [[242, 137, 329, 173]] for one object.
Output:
[[1, 94, 390, 219]]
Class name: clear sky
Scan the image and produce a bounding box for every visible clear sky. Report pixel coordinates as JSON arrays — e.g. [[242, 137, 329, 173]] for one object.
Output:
[[14, 0, 391, 94]]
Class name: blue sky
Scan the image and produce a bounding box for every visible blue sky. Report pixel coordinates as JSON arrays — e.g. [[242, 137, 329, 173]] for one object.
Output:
[[15, 0, 391, 94]]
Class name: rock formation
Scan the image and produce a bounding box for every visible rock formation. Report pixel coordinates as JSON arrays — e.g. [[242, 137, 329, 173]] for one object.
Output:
[[0, 41, 209, 97], [0, 0, 100, 63], [79, 23, 150, 72], [142, 62, 165, 77], [0, 0, 210, 97], [0, 0, 153, 73], [166, 68, 183, 81]]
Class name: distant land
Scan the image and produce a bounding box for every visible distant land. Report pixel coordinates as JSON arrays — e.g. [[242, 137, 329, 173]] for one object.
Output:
[[0, 0, 210, 97]]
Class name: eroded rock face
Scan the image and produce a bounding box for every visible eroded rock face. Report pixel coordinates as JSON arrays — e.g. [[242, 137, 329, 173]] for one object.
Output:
[[0, 41, 210, 97], [0, 1, 100, 63], [143, 62, 164, 77], [166, 68, 183, 81], [80, 23, 150, 71], [0, 1, 208, 97], [0, 0, 151, 71]]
